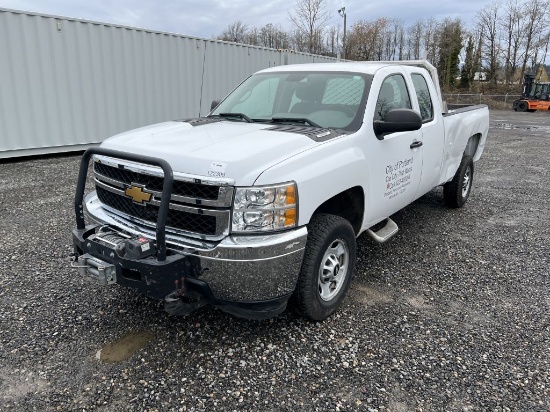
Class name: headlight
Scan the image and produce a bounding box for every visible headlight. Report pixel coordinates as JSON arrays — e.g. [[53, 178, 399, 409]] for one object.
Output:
[[232, 182, 297, 232]]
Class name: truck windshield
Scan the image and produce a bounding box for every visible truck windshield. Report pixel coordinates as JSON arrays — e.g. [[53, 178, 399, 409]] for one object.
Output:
[[210, 72, 370, 132]]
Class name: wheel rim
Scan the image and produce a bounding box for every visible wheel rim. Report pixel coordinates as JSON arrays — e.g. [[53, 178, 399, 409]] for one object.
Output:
[[318, 239, 349, 301], [462, 165, 472, 197]]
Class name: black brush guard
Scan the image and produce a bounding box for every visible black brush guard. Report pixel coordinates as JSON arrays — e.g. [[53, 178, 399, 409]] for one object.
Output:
[[75, 147, 173, 261], [73, 148, 199, 310], [72, 148, 289, 319]]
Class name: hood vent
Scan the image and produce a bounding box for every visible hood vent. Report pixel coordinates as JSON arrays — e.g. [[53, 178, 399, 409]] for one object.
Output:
[[265, 125, 344, 142], [178, 117, 223, 127]]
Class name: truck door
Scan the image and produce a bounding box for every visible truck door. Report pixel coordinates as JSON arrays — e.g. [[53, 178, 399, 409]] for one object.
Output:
[[365, 72, 423, 223], [409, 72, 445, 199]]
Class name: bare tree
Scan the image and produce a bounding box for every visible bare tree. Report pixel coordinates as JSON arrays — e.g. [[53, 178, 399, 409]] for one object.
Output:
[[346, 19, 388, 61], [397, 25, 406, 59], [407, 19, 425, 60], [289, 0, 330, 54], [259, 23, 290, 49], [217, 21, 249, 43], [529, 31, 550, 72], [520, 0, 549, 76], [424, 18, 440, 62], [289, 28, 308, 52], [477, 2, 501, 84], [382, 19, 404, 60], [325, 26, 340, 57], [214, 0, 550, 90], [245, 27, 260, 46], [501, 0, 525, 83]]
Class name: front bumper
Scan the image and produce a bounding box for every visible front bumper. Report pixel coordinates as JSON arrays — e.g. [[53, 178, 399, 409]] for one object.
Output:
[[74, 192, 307, 318]]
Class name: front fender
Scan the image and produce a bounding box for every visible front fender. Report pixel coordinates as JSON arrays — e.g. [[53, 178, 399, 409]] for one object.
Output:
[[254, 134, 367, 226]]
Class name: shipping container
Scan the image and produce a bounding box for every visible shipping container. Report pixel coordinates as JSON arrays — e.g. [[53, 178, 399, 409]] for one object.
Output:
[[0, 8, 341, 158]]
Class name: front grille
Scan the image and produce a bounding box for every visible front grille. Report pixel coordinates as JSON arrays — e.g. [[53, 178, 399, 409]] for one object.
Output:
[[96, 186, 217, 235], [94, 162, 220, 200]]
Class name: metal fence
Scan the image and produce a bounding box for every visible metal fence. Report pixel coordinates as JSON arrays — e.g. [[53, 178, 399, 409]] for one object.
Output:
[[0, 8, 341, 159], [443, 93, 521, 110]]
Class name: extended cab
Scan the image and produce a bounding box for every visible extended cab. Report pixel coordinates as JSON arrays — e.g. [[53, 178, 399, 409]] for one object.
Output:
[[72, 60, 489, 320]]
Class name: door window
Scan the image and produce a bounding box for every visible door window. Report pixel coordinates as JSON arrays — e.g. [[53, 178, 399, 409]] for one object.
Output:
[[375, 75, 411, 120]]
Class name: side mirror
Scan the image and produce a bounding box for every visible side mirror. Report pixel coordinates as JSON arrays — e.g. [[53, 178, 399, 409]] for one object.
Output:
[[373, 109, 422, 140], [210, 100, 221, 111]]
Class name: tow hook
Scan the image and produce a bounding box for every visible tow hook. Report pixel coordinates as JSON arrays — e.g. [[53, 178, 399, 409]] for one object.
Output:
[[164, 291, 205, 316]]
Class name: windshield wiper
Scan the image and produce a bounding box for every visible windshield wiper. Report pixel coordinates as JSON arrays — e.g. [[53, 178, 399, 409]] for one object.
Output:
[[218, 112, 254, 123], [271, 117, 322, 128]]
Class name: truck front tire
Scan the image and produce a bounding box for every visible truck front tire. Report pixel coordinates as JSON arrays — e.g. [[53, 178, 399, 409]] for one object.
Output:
[[443, 155, 474, 208], [294, 214, 356, 321]]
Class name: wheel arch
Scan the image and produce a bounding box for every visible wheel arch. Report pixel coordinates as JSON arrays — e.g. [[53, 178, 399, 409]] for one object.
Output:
[[464, 133, 482, 159], [311, 186, 364, 236], [443, 154, 474, 208]]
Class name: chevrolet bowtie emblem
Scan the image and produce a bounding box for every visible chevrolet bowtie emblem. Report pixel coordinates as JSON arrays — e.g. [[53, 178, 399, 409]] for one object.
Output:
[[125, 185, 152, 204]]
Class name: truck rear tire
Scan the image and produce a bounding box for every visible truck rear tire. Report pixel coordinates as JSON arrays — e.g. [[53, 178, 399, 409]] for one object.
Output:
[[293, 214, 356, 321], [443, 155, 474, 208]]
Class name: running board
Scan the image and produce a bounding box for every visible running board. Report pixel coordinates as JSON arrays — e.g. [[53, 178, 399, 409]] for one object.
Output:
[[366, 218, 399, 243]]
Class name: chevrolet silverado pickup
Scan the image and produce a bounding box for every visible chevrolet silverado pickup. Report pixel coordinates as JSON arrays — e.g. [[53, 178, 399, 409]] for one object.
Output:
[[72, 60, 489, 320]]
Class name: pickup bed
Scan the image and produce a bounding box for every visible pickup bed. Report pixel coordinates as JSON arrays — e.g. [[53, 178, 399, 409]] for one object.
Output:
[[72, 60, 489, 320]]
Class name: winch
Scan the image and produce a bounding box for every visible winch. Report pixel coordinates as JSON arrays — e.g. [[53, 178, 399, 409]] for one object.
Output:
[[89, 226, 156, 259], [73, 225, 158, 286]]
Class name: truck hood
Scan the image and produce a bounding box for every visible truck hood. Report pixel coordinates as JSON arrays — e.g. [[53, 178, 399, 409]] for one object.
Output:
[[100, 120, 319, 185]]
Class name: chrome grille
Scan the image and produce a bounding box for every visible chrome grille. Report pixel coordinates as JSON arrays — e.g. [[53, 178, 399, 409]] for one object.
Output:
[[94, 162, 220, 200], [93, 158, 232, 240], [96, 186, 217, 235]]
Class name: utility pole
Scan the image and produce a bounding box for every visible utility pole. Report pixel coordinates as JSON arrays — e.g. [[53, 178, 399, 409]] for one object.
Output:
[[338, 7, 347, 60]]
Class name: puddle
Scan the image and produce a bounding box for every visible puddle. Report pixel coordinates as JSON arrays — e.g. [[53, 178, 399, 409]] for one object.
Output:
[[490, 122, 550, 131], [96, 330, 154, 363]]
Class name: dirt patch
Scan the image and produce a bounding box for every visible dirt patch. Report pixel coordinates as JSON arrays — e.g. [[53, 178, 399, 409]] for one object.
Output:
[[353, 284, 394, 306], [0, 368, 48, 400], [405, 295, 433, 310]]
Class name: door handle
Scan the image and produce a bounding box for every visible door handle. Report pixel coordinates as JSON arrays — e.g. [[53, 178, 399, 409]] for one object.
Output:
[[410, 140, 423, 149]]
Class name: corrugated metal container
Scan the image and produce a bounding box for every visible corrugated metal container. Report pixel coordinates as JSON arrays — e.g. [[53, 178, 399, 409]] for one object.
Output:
[[0, 8, 343, 158]]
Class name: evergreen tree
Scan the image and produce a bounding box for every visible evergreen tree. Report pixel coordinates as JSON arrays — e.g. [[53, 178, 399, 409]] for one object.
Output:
[[460, 36, 475, 89], [437, 19, 463, 89]]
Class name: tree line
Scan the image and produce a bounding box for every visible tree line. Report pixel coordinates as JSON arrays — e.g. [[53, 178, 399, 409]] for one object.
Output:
[[215, 0, 550, 91]]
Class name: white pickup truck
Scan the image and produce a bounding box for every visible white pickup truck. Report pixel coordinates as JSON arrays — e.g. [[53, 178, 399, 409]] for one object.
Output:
[[72, 60, 489, 320]]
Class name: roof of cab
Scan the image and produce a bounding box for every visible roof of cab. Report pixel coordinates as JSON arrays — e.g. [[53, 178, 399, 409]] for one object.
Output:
[[257, 62, 392, 75]]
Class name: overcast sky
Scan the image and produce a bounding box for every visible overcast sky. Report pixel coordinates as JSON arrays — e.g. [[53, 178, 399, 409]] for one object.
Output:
[[0, 0, 498, 39]]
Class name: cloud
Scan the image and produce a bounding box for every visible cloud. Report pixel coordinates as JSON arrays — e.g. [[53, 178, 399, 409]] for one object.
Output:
[[0, 0, 497, 39]]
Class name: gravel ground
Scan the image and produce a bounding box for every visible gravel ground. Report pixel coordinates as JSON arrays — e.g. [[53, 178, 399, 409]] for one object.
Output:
[[0, 110, 548, 411]]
